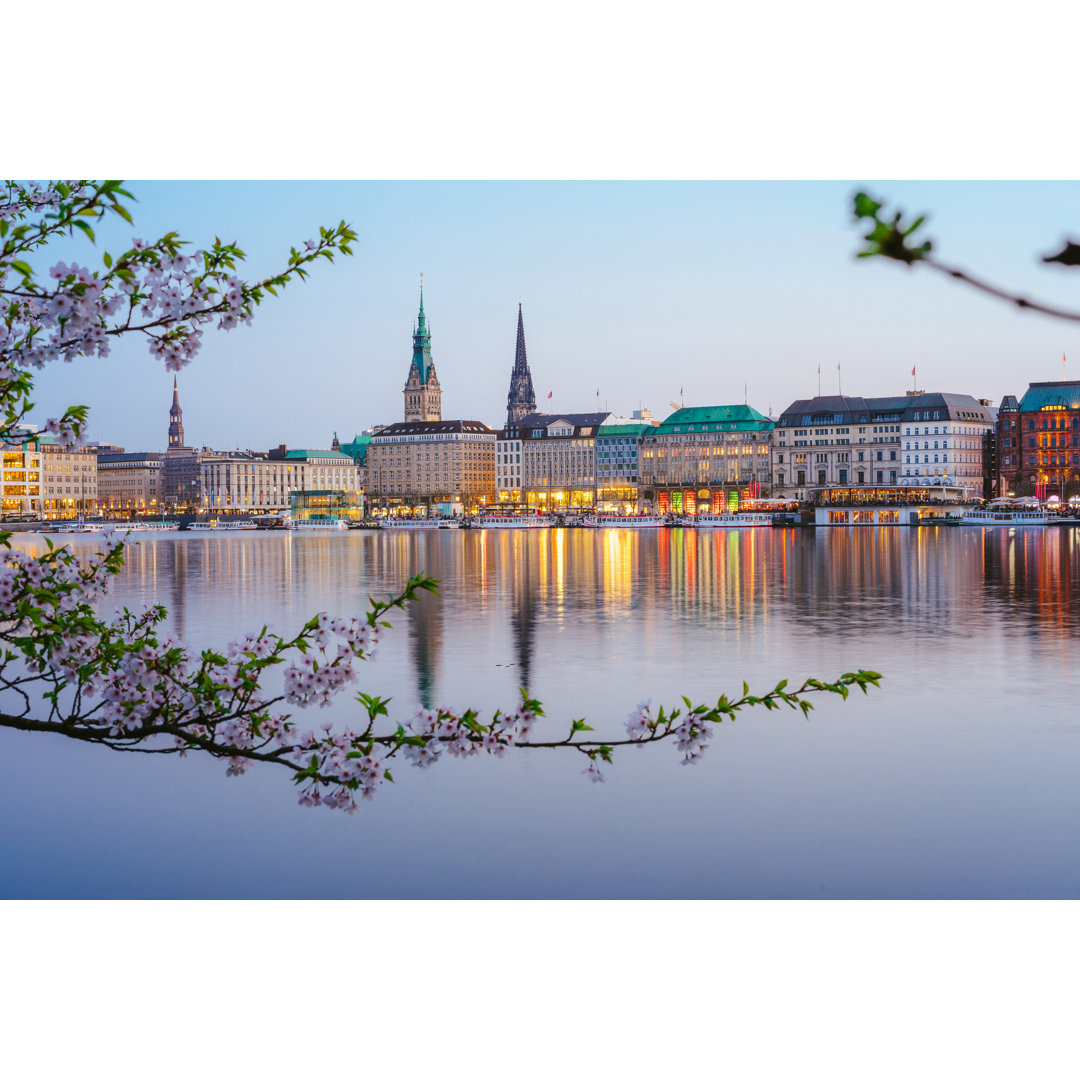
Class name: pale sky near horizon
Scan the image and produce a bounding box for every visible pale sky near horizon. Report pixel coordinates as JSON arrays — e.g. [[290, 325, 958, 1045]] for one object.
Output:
[[26, 180, 1080, 451]]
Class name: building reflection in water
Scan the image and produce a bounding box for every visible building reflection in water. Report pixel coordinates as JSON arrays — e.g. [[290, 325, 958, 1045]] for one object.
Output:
[[25, 525, 1080, 713]]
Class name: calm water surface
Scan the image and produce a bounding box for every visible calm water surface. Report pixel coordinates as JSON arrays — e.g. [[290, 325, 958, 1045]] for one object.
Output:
[[3, 526, 1080, 898]]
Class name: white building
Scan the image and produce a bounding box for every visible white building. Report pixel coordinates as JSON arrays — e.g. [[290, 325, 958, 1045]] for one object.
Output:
[[900, 393, 995, 500]]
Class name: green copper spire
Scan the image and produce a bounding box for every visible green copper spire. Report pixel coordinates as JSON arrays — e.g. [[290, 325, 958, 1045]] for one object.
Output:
[[411, 277, 433, 384]]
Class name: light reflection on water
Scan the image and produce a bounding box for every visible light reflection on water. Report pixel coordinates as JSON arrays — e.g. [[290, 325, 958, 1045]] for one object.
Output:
[[3, 526, 1080, 898]]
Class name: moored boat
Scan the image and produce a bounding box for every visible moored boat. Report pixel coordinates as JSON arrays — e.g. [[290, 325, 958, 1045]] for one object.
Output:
[[379, 518, 458, 529], [691, 512, 775, 528], [187, 519, 258, 531], [587, 514, 665, 529], [473, 511, 549, 529], [289, 519, 349, 531], [958, 499, 1050, 527]]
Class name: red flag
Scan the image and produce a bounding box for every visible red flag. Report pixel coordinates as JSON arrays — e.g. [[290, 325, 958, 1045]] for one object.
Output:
[[911, 366, 916, 377], [547, 391, 553, 399]]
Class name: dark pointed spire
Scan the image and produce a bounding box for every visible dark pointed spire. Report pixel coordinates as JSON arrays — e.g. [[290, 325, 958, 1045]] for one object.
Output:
[[506, 301, 537, 425], [168, 375, 185, 448]]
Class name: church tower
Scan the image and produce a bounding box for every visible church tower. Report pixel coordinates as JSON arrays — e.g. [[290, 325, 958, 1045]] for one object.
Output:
[[506, 301, 537, 424], [168, 376, 185, 448], [403, 279, 442, 422]]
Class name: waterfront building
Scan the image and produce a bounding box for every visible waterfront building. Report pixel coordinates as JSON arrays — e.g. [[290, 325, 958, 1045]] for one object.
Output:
[[639, 405, 773, 514], [899, 391, 995, 500], [39, 442, 98, 518], [96, 452, 166, 515], [996, 380, 1080, 498], [200, 447, 361, 513], [1, 442, 42, 517], [772, 394, 907, 500], [403, 285, 442, 422], [505, 302, 537, 425], [495, 426, 524, 507], [595, 419, 655, 512], [367, 419, 497, 515], [290, 489, 364, 523], [514, 412, 610, 510]]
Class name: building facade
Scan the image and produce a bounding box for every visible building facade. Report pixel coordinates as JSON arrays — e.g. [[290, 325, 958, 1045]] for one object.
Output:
[[996, 381, 1080, 498], [639, 405, 773, 514], [505, 302, 537, 425], [96, 452, 166, 514], [900, 392, 995, 500], [595, 421, 653, 512], [366, 420, 497, 514], [200, 447, 361, 513], [516, 412, 610, 510], [39, 442, 99, 518], [403, 286, 442, 422], [1, 443, 42, 517], [772, 395, 908, 500], [496, 428, 524, 506]]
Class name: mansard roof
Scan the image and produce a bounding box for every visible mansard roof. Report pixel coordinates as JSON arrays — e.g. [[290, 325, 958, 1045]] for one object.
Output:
[[373, 420, 497, 438], [1016, 380, 1080, 412], [655, 404, 773, 433]]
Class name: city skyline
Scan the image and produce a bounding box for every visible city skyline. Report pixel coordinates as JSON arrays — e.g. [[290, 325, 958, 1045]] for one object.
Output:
[[25, 181, 1080, 453]]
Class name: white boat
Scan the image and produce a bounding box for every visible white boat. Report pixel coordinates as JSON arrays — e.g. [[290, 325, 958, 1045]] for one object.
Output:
[[586, 514, 666, 529], [187, 520, 258, 531], [119, 521, 180, 533], [55, 522, 108, 534], [289, 519, 349, 531], [473, 512, 550, 529], [380, 518, 458, 529], [691, 512, 775, 528], [958, 499, 1050, 527]]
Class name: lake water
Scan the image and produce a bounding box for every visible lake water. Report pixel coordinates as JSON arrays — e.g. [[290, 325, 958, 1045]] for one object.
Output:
[[3, 526, 1080, 898]]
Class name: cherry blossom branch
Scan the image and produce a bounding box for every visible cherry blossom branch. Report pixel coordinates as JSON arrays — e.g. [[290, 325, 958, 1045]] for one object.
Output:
[[0, 531, 882, 814]]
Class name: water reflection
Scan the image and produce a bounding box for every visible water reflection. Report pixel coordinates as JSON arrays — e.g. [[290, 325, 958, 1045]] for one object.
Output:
[[8, 526, 1080, 899]]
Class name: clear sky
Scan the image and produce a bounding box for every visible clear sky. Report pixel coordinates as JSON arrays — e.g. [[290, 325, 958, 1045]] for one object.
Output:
[[28, 180, 1080, 451]]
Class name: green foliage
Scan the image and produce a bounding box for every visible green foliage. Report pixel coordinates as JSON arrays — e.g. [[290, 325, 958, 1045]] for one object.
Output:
[[852, 191, 932, 265]]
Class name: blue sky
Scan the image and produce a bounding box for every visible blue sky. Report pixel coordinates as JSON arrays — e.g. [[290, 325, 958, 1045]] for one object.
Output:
[[28, 180, 1080, 451]]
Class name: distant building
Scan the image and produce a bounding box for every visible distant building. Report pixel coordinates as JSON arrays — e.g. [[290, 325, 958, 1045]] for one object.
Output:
[[367, 419, 497, 515], [495, 426, 523, 506], [771, 394, 906, 499], [640, 405, 773, 514], [505, 302, 537, 425], [996, 380, 1080, 498], [595, 421, 654, 512], [900, 392, 995, 501], [96, 452, 166, 515], [403, 285, 442, 422], [39, 442, 98, 518], [200, 447, 361, 513], [515, 411, 611, 510], [0, 443, 43, 517]]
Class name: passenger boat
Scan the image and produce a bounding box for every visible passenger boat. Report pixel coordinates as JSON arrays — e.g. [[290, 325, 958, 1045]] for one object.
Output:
[[55, 522, 108, 534], [379, 518, 458, 529], [122, 521, 179, 532], [187, 519, 258, 531], [585, 514, 666, 529], [473, 512, 549, 529], [691, 512, 776, 528], [958, 499, 1050, 527], [289, 519, 349, 531]]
